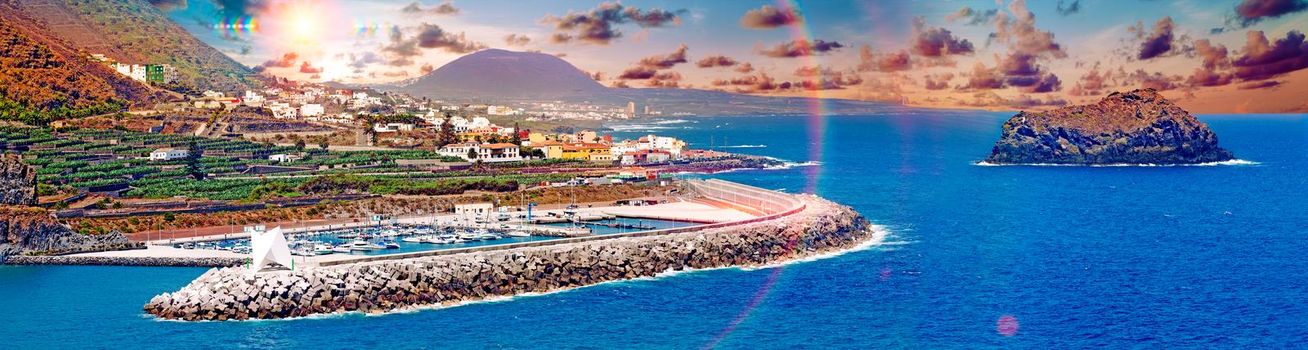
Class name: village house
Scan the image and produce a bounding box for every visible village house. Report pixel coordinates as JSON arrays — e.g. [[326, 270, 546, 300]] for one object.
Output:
[[438, 142, 522, 163], [149, 148, 189, 161]]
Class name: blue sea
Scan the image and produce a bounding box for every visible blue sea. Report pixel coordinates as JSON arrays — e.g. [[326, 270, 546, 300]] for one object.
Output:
[[3, 111, 1307, 348]]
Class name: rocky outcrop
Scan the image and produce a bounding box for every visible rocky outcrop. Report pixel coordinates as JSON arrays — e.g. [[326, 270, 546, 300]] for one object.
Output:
[[0, 206, 139, 262], [144, 196, 880, 321], [986, 89, 1235, 165], [0, 153, 36, 206]]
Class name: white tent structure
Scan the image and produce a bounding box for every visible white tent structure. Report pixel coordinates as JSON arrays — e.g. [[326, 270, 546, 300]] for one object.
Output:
[[249, 226, 294, 273]]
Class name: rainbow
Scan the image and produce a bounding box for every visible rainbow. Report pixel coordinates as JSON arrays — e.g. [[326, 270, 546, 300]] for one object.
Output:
[[212, 16, 259, 36], [780, 0, 830, 196], [703, 1, 834, 347]]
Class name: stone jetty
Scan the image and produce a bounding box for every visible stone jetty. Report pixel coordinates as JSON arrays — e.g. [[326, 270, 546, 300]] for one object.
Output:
[[144, 195, 879, 321], [4, 255, 244, 267]]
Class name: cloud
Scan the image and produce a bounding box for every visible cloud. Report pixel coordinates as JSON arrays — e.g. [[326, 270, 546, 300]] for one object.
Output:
[[1194, 39, 1232, 70], [549, 33, 574, 44], [148, 0, 187, 10], [413, 23, 484, 53], [207, 0, 270, 19], [541, 2, 684, 45], [349, 52, 383, 69], [946, 6, 998, 25], [990, 0, 1067, 59], [617, 44, 688, 85], [646, 71, 682, 88], [857, 45, 912, 72], [1136, 17, 1177, 60], [740, 5, 802, 29], [1232, 30, 1308, 81], [961, 62, 1006, 90], [611, 80, 630, 88], [759, 39, 844, 58], [960, 91, 1068, 109], [298, 61, 323, 74], [696, 55, 738, 68], [1234, 0, 1307, 26], [1186, 39, 1234, 87], [637, 44, 688, 69], [419, 63, 435, 75], [960, 52, 1062, 93], [804, 71, 863, 90], [590, 71, 604, 81], [379, 24, 483, 67], [1187, 67, 1234, 87], [1238, 80, 1282, 89], [1056, 0, 1081, 16], [402, 1, 459, 15], [712, 72, 781, 93], [1070, 65, 1115, 96], [255, 52, 298, 71], [503, 34, 531, 47], [924, 73, 955, 90], [997, 53, 1062, 93], [617, 67, 657, 80], [624, 7, 682, 27], [793, 66, 831, 77], [910, 17, 974, 57], [734, 62, 755, 73], [1124, 69, 1182, 90]]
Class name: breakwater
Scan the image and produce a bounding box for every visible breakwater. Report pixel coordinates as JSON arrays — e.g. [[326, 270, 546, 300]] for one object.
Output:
[[144, 190, 879, 321], [5, 255, 244, 267]]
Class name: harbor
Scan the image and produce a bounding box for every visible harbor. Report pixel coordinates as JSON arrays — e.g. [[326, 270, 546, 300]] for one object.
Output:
[[142, 179, 883, 320], [55, 186, 754, 267]]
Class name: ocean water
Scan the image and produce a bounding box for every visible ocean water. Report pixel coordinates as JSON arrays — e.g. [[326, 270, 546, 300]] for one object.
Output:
[[3, 112, 1307, 348]]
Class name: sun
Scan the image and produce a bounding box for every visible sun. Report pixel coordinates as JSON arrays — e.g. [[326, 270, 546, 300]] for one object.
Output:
[[284, 2, 323, 43]]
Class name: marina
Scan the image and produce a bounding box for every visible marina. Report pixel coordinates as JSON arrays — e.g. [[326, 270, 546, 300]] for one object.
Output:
[[141, 206, 712, 261]]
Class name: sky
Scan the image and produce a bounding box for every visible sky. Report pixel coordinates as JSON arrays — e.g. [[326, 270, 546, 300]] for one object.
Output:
[[159, 0, 1308, 113]]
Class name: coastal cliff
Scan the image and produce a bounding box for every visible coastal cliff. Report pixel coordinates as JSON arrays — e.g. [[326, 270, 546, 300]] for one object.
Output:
[[985, 89, 1235, 165], [144, 195, 881, 321], [0, 206, 138, 261], [0, 154, 137, 261], [0, 153, 36, 205]]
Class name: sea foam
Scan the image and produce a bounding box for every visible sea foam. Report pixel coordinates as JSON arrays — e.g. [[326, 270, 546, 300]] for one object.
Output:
[[973, 159, 1260, 167]]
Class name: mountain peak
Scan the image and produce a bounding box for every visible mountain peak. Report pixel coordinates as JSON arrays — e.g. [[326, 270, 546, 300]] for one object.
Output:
[[397, 49, 605, 101]]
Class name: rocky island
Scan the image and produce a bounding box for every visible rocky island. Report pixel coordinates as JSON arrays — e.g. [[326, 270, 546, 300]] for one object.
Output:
[[985, 89, 1235, 165]]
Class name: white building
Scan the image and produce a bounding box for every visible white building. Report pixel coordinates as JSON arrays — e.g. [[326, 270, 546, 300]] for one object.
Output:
[[299, 104, 324, 117], [149, 148, 189, 161], [268, 154, 302, 163], [268, 102, 297, 119], [487, 105, 520, 115], [242, 91, 265, 107], [454, 203, 493, 216], [437, 142, 522, 163], [470, 117, 491, 128], [373, 123, 415, 133]]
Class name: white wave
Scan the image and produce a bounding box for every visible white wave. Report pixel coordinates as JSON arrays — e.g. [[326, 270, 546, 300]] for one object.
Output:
[[974, 159, 1260, 167], [606, 124, 679, 131], [163, 225, 896, 322], [652, 119, 693, 125], [740, 224, 892, 271], [764, 160, 821, 170]]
